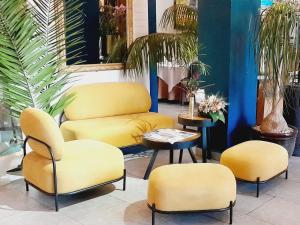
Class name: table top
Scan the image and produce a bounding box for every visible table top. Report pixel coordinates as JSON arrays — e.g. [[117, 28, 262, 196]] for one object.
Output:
[[178, 113, 216, 128], [142, 129, 200, 150]]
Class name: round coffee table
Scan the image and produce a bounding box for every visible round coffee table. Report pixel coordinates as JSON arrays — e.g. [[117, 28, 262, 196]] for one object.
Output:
[[178, 113, 216, 163], [143, 130, 201, 180]]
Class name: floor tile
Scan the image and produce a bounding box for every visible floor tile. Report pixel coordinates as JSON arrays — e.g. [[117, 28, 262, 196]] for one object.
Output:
[[0, 211, 82, 225], [249, 197, 300, 225]]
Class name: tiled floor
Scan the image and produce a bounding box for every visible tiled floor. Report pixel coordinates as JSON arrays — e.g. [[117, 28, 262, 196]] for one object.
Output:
[[0, 103, 299, 225]]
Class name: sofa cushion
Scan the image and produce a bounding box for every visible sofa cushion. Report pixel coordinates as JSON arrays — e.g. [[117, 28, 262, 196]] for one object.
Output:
[[60, 112, 175, 147], [23, 140, 124, 194], [64, 82, 152, 120]]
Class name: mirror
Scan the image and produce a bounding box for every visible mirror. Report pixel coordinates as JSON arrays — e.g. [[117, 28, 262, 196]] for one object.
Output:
[[64, 0, 133, 72]]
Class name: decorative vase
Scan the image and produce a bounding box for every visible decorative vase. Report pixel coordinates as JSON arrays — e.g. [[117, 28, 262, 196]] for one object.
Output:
[[188, 95, 195, 118]]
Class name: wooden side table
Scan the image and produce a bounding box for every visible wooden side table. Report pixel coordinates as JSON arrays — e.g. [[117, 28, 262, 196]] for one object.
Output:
[[178, 113, 216, 163], [142, 130, 201, 180]]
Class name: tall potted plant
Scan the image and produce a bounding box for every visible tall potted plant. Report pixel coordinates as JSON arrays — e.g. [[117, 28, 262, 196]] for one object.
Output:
[[254, 1, 300, 156]]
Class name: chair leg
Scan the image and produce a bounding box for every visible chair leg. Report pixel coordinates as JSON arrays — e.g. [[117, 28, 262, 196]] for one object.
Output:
[[285, 170, 288, 180], [25, 181, 29, 192], [55, 194, 59, 211], [178, 149, 183, 164], [256, 178, 260, 198], [123, 169, 126, 191], [229, 201, 233, 224], [152, 204, 156, 225]]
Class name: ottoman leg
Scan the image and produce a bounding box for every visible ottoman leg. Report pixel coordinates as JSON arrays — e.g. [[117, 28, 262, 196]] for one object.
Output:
[[152, 204, 156, 225], [123, 169, 126, 191], [256, 178, 260, 198], [229, 201, 233, 224], [285, 169, 288, 179]]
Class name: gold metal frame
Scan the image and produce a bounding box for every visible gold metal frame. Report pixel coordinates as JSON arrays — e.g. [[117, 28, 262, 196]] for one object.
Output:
[[58, 0, 133, 73]]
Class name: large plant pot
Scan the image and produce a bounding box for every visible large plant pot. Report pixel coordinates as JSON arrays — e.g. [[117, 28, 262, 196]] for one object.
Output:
[[252, 125, 298, 157], [283, 85, 300, 156]]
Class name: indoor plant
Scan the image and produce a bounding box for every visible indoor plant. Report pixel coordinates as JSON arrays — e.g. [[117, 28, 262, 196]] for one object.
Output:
[[198, 95, 227, 123], [0, 0, 83, 118], [181, 61, 209, 117], [124, 4, 201, 76], [0, 0, 83, 174], [254, 1, 300, 156]]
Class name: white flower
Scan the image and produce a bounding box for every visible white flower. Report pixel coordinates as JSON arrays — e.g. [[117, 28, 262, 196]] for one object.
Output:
[[198, 95, 227, 114]]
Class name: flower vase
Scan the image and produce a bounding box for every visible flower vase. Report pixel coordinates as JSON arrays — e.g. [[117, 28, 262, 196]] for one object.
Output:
[[188, 96, 195, 118]]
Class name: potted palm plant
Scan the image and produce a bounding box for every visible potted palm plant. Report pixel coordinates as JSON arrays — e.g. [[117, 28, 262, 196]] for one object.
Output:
[[254, 1, 300, 156]]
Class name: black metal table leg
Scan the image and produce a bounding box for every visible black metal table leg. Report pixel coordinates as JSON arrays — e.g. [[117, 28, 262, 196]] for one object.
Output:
[[201, 127, 208, 163], [188, 148, 198, 163], [169, 149, 174, 164], [207, 127, 212, 159], [229, 201, 233, 224], [178, 149, 183, 163], [144, 150, 159, 180]]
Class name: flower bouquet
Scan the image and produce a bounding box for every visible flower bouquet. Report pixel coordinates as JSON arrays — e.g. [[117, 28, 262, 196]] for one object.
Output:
[[198, 95, 227, 123]]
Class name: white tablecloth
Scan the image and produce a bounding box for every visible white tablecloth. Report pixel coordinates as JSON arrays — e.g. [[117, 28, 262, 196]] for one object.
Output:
[[157, 65, 188, 93]]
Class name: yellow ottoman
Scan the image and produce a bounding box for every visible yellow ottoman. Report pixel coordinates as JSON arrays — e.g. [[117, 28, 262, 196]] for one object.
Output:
[[147, 164, 236, 225], [221, 140, 288, 197]]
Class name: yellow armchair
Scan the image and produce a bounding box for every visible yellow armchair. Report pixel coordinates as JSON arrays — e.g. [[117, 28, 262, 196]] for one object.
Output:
[[20, 108, 126, 211]]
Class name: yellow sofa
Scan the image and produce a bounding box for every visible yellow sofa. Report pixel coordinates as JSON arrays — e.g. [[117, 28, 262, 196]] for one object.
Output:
[[21, 108, 126, 211], [60, 82, 175, 148]]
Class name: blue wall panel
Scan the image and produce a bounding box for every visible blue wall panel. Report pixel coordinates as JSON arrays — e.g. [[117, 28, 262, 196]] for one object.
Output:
[[198, 0, 260, 150], [148, 0, 158, 112]]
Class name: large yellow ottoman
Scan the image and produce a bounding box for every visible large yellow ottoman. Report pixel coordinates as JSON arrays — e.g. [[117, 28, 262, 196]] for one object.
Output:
[[147, 164, 236, 225], [221, 140, 288, 197]]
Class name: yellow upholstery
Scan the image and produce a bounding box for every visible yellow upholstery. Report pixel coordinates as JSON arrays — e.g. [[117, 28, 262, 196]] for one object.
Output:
[[64, 82, 152, 120], [20, 108, 125, 195], [148, 164, 236, 212], [61, 112, 175, 147], [23, 140, 124, 194], [20, 108, 64, 160], [220, 140, 288, 182]]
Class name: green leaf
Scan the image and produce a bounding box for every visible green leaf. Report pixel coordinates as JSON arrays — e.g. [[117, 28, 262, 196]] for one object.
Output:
[[0, 0, 83, 118]]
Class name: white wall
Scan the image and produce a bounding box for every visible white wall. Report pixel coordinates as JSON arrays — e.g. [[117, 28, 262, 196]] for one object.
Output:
[[156, 0, 174, 32]]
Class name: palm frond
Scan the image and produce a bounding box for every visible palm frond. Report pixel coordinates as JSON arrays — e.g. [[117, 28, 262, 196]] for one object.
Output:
[[0, 0, 79, 118], [28, 0, 85, 63], [124, 33, 198, 78], [255, 1, 300, 105], [160, 4, 198, 34]]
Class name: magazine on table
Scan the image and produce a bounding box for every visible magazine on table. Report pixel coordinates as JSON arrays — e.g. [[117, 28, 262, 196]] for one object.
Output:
[[144, 129, 197, 144]]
